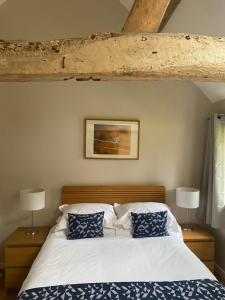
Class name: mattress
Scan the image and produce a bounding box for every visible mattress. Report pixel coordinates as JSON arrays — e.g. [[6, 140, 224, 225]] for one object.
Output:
[[18, 228, 225, 299]]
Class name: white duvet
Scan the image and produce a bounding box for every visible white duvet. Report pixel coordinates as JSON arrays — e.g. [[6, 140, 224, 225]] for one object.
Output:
[[20, 228, 216, 294]]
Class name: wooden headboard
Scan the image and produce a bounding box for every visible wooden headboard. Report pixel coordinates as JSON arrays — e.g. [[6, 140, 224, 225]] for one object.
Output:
[[62, 185, 165, 204]]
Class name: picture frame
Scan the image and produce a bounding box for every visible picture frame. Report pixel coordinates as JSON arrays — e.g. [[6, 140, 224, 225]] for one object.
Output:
[[84, 119, 140, 160]]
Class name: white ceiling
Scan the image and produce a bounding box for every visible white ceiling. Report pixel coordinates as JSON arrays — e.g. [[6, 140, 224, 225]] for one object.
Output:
[[119, 0, 133, 10], [0, 0, 225, 102], [119, 0, 225, 103]]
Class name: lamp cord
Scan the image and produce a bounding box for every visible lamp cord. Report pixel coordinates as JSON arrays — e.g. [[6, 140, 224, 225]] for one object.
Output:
[[32, 210, 34, 228], [187, 208, 189, 228]]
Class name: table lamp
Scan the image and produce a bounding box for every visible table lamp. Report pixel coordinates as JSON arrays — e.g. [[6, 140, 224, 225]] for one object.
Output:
[[20, 188, 45, 236], [176, 187, 199, 231]]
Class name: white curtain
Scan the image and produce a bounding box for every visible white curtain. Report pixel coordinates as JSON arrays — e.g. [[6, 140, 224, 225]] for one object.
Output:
[[198, 113, 225, 228]]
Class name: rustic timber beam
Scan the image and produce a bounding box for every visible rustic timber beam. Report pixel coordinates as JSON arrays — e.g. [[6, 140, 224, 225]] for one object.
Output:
[[0, 32, 225, 82], [123, 0, 181, 32]]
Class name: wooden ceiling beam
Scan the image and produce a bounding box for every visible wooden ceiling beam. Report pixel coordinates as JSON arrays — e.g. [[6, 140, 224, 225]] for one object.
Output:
[[123, 0, 181, 33], [0, 32, 225, 82]]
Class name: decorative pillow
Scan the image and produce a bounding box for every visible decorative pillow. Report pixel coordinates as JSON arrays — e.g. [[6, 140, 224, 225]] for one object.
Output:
[[131, 211, 169, 238], [114, 202, 182, 239], [55, 203, 116, 233], [67, 212, 104, 240]]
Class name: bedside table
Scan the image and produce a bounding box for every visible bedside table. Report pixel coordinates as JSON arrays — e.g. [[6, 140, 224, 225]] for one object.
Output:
[[182, 225, 215, 273], [5, 227, 50, 289]]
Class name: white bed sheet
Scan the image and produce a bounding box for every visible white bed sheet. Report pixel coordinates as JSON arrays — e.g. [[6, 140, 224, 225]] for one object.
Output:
[[20, 227, 216, 294]]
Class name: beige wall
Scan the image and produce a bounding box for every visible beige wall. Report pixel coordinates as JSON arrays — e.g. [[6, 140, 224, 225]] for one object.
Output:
[[0, 80, 212, 265], [212, 100, 225, 274], [0, 0, 215, 269]]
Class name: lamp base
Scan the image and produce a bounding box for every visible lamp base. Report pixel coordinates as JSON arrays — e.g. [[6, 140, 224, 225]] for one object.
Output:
[[182, 224, 193, 232], [26, 228, 38, 236]]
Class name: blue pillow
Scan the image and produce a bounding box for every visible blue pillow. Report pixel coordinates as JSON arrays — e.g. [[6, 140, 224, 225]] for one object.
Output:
[[131, 211, 169, 238], [67, 212, 104, 240]]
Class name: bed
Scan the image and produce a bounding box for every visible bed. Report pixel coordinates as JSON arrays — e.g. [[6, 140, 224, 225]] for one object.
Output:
[[17, 185, 225, 299]]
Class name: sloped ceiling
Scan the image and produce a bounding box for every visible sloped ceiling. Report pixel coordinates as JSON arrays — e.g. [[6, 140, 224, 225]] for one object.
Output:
[[119, 0, 133, 10], [119, 0, 225, 103]]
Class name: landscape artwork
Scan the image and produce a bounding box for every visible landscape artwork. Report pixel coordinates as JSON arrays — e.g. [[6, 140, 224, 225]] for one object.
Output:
[[94, 124, 131, 155], [85, 119, 140, 159]]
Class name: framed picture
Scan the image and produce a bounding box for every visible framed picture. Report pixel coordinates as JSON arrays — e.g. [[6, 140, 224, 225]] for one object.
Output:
[[84, 119, 140, 160]]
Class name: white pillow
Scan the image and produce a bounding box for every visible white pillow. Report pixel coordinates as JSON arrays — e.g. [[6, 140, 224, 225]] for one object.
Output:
[[115, 228, 132, 237], [114, 202, 182, 237], [55, 203, 117, 232]]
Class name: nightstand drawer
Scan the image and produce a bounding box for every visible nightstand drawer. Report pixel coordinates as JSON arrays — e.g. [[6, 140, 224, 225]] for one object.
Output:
[[6, 246, 41, 267], [5, 267, 30, 288], [186, 242, 215, 260]]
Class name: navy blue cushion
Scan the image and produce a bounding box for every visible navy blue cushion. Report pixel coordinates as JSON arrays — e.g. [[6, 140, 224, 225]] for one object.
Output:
[[131, 211, 169, 238], [67, 212, 104, 240]]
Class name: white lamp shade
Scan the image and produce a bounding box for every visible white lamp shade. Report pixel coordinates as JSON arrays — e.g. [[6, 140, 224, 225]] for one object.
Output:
[[176, 187, 199, 209], [20, 189, 45, 211]]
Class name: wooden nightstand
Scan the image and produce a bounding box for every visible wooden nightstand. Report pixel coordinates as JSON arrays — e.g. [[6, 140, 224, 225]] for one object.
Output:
[[183, 225, 215, 273], [5, 227, 50, 289]]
